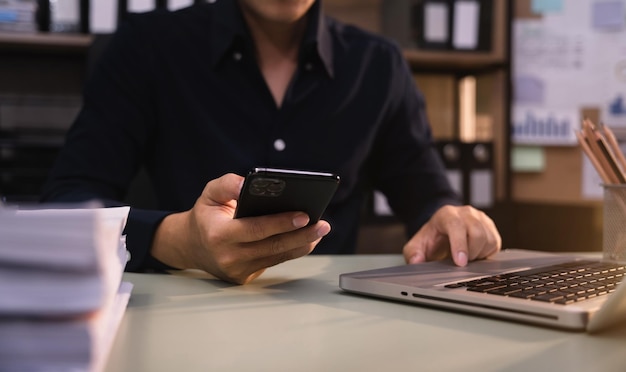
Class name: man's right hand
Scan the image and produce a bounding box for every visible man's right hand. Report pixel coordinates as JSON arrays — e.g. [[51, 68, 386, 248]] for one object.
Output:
[[151, 173, 331, 284]]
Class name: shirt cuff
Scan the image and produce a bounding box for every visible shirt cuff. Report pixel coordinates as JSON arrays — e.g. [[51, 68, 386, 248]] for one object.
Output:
[[123, 208, 175, 272]]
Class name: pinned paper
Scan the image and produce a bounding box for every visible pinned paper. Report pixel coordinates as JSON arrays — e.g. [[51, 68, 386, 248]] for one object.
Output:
[[511, 146, 545, 172], [531, 0, 563, 14], [592, 1, 625, 31], [605, 94, 626, 127], [514, 75, 545, 105], [609, 94, 626, 116], [512, 106, 579, 145]]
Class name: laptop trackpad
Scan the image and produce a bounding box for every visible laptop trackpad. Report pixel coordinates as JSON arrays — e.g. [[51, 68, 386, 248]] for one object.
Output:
[[349, 250, 580, 288]]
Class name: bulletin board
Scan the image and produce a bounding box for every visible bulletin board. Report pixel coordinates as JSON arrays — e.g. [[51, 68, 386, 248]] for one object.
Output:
[[511, 0, 626, 202]]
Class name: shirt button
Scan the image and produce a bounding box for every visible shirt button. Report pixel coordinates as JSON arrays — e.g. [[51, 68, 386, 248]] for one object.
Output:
[[273, 139, 286, 151], [304, 63, 313, 71], [233, 52, 242, 61]]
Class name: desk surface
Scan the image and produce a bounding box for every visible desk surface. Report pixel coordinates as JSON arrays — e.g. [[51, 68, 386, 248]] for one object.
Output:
[[106, 254, 626, 372]]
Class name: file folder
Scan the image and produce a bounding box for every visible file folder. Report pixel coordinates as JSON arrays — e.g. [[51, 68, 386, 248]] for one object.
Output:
[[37, 0, 213, 34], [89, 0, 118, 33], [435, 140, 464, 198], [435, 140, 494, 208], [36, 0, 89, 33], [127, 0, 157, 13], [168, 0, 194, 11], [410, 0, 493, 52]]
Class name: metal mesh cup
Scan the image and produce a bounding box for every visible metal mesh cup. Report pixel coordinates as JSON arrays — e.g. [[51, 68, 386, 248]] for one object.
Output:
[[603, 184, 626, 261]]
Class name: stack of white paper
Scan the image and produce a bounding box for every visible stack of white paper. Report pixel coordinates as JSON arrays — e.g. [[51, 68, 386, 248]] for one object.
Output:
[[0, 206, 133, 372]]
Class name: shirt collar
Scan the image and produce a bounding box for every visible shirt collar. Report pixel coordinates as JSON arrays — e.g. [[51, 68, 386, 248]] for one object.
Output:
[[301, 1, 334, 78], [208, 0, 250, 69], [209, 0, 334, 78]]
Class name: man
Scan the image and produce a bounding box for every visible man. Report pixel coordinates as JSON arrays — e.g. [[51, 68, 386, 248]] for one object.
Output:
[[41, 0, 501, 284]]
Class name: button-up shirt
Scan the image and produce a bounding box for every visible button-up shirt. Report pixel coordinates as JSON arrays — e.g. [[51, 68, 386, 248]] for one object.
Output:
[[41, 0, 459, 271]]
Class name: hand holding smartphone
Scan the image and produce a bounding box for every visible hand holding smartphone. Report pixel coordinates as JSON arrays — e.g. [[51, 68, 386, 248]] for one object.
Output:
[[234, 168, 340, 225]]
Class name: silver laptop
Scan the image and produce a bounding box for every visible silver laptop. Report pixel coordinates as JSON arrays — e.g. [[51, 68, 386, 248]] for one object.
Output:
[[339, 249, 626, 332]]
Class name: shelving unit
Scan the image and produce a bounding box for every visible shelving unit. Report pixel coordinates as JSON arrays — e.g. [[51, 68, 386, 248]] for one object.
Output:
[[506, 0, 605, 253], [0, 32, 88, 202], [0, 32, 92, 51], [324, 0, 513, 252], [0, 1, 515, 253]]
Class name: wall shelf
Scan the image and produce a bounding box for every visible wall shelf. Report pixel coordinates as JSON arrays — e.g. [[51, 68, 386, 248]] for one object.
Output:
[[403, 49, 507, 72], [0, 32, 92, 53]]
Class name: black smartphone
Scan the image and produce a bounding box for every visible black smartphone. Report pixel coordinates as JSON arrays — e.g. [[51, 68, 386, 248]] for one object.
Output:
[[234, 167, 340, 225]]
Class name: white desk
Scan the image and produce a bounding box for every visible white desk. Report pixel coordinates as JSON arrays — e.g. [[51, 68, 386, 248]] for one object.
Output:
[[106, 255, 626, 372]]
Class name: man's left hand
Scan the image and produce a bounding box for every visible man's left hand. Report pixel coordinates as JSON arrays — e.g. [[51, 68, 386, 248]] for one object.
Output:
[[403, 205, 501, 266]]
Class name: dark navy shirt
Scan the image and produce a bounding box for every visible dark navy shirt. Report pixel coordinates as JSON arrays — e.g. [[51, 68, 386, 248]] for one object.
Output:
[[41, 0, 459, 271]]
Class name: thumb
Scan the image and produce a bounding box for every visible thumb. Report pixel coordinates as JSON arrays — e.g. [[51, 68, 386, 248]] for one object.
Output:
[[202, 173, 244, 206]]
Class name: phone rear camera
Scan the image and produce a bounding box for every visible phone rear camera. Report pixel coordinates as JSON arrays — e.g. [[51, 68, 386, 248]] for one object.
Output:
[[249, 178, 286, 197]]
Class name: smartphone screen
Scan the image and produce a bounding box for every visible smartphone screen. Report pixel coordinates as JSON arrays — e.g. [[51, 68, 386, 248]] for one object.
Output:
[[234, 168, 340, 225]]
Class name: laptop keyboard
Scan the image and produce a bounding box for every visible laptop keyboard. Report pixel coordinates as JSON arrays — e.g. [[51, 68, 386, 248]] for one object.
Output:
[[444, 260, 626, 305]]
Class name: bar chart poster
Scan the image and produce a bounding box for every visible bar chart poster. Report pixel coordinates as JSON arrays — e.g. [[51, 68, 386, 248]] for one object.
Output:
[[512, 106, 579, 145], [513, 0, 626, 146]]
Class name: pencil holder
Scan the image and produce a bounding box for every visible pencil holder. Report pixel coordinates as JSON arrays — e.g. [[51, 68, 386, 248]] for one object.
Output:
[[603, 184, 626, 261]]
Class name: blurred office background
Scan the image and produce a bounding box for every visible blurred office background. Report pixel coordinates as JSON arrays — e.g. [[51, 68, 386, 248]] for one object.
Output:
[[2, 0, 623, 254]]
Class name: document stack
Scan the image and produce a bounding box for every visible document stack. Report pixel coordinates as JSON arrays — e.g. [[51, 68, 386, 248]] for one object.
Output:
[[0, 205, 133, 372]]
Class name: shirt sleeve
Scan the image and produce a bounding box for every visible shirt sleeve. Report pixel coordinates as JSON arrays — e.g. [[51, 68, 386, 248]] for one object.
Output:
[[40, 15, 173, 272], [124, 208, 173, 271], [370, 43, 462, 237]]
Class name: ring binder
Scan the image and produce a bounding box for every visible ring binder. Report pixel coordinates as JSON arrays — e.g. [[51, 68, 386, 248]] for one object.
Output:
[[435, 140, 494, 208], [397, 0, 494, 52], [36, 0, 202, 34]]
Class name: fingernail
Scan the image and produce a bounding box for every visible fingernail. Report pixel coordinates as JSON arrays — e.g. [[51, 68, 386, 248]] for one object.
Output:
[[316, 223, 331, 238], [292, 214, 309, 228], [456, 251, 468, 267]]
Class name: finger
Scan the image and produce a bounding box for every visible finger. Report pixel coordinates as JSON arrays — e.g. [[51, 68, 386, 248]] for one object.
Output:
[[466, 222, 488, 261], [407, 250, 426, 265], [228, 212, 318, 243], [202, 173, 244, 206], [403, 234, 427, 264], [243, 220, 331, 257], [463, 211, 501, 262], [213, 231, 320, 284], [479, 215, 502, 258], [244, 243, 318, 279], [465, 211, 500, 259], [234, 223, 329, 282], [239, 269, 267, 285], [445, 219, 469, 267]]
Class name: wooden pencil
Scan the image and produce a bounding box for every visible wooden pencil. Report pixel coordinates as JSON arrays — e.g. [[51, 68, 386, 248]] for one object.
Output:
[[576, 130, 612, 184], [581, 121, 620, 184], [600, 124, 626, 171]]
